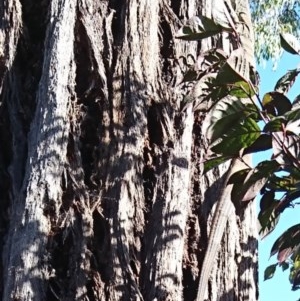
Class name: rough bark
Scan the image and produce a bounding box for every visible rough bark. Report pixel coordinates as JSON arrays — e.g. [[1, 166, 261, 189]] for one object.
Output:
[[0, 0, 258, 301]]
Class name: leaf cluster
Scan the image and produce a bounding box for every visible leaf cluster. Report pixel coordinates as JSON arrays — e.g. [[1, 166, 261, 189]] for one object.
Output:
[[251, 0, 300, 64], [177, 16, 300, 290]]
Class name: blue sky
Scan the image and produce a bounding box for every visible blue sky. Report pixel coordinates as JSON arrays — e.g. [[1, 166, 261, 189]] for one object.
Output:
[[257, 52, 300, 301]]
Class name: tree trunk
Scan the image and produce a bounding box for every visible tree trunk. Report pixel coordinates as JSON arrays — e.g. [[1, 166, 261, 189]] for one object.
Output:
[[0, 0, 258, 301]]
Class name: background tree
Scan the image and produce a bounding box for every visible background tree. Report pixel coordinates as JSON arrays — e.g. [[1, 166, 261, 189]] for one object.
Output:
[[251, 0, 300, 64], [0, 1, 258, 301]]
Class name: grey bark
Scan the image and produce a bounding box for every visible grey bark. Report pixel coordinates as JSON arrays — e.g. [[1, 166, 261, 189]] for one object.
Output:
[[0, 0, 258, 301]]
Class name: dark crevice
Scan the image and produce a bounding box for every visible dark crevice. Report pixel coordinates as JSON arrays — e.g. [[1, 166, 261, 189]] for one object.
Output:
[[91, 209, 110, 283], [189, 111, 208, 301], [21, 0, 49, 42], [159, 14, 175, 84], [1, 1, 49, 299], [142, 135, 157, 233], [74, 18, 103, 189], [46, 231, 74, 300], [47, 135, 78, 299], [182, 216, 202, 301], [109, 1, 126, 46], [74, 18, 94, 99], [147, 102, 166, 146], [170, 0, 181, 16], [0, 99, 12, 299], [71, 16, 111, 295], [16, 0, 50, 132]]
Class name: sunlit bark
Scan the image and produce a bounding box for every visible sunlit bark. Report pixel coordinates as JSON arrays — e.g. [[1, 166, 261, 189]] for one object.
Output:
[[0, 0, 258, 300]]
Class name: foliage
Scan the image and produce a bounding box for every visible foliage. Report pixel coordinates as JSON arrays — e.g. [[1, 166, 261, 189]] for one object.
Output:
[[177, 16, 300, 291], [250, 0, 300, 65]]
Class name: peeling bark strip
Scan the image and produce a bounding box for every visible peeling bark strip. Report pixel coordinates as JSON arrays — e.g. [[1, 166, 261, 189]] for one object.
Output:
[[195, 1, 257, 300], [0, 0, 258, 301]]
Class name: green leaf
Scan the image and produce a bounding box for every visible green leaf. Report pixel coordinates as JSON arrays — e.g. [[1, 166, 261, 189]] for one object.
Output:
[[274, 68, 300, 94], [208, 100, 258, 142], [280, 33, 300, 55], [250, 66, 260, 87], [211, 117, 261, 155], [289, 167, 300, 179], [292, 251, 300, 271], [182, 69, 198, 82], [262, 92, 292, 116], [263, 116, 286, 133], [228, 168, 250, 185], [285, 108, 300, 124], [203, 156, 232, 173], [216, 48, 249, 85], [231, 160, 280, 203], [281, 262, 289, 271], [285, 108, 300, 135], [267, 175, 299, 192], [209, 100, 248, 143], [205, 84, 230, 106], [264, 264, 277, 281], [292, 94, 300, 107], [271, 133, 300, 165], [278, 248, 294, 264], [228, 80, 256, 98], [258, 201, 280, 239], [196, 48, 228, 71], [243, 134, 272, 155], [176, 16, 223, 41], [286, 190, 300, 204], [260, 191, 275, 211], [183, 74, 217, 111], [230, 168, 252, 204], [271, 224, 300, 259]]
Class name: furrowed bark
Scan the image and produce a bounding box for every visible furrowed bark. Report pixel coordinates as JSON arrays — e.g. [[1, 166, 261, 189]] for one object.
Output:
[[0, 0, 21, 93], [3, 1, 76, 300], [0, 0, 258, 300]]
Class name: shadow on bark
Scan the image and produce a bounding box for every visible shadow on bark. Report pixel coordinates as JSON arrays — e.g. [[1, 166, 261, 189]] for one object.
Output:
[[0, 0, 258, 300]]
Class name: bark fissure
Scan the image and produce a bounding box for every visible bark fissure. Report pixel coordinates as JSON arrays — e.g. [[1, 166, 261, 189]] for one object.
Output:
[[0, 0, 258, 300]]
